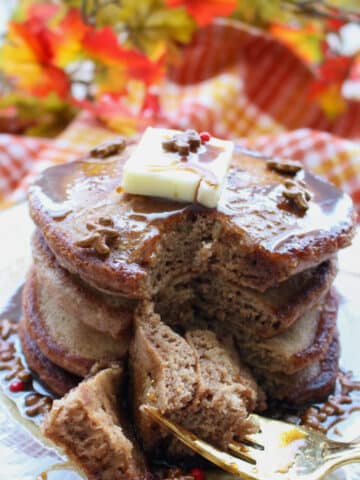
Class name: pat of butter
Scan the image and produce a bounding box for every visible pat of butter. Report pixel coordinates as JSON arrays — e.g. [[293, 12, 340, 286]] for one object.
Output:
[[121, 127, 234, 208]]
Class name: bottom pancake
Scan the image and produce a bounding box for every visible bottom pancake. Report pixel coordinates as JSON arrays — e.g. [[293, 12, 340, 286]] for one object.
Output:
[[18, 319, 80, 396], [23, 267, 130, 377], [252, 334, 339, 405]]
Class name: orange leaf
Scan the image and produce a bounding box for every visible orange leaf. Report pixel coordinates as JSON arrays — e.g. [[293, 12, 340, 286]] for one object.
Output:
[[1, 17, 70, 98], [82, 27, 163, 85], [166, 0, 236, 26], [51, 8, 91, 66], [270, 23, 324, 64]]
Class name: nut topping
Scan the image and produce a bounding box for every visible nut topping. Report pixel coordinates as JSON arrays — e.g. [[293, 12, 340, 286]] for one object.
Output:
[[90, 137, 127, 159], [74, 216, 119, 256], [267, 158, 303, 175], [0, 318, 17, 340], [162, 129, 201, 157], [282, 179, 312, 212], [25, 393, 52, 417]]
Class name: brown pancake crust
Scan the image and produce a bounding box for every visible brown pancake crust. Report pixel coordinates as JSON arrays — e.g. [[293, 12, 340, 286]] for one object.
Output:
[[254, 334, 340, 405], [18, 319, 79, 396], [252, 259, 337, 335], [32, 230, 135, 339], [22, 268, 130, 377], [289, 290, 338, 372], [236, 289, 338, 375], [28, 146, 355, 297], [283, 334, 340, 405]]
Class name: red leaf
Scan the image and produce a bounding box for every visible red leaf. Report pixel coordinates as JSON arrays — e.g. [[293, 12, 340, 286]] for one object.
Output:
[[166, 0, 237, 27]]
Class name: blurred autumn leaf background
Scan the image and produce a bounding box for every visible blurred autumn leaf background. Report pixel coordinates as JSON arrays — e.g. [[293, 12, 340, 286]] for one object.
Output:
[[0, 0, 359, 137]]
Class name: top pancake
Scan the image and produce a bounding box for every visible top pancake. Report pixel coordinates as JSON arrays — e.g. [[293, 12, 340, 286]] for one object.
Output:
[[28, 144, 355, 297]]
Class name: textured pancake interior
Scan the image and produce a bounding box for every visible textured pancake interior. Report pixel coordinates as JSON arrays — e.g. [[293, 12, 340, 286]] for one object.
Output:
[[130, 303, 264, 454], [159, 258, 337, 339], [42, 367, 148, 480]]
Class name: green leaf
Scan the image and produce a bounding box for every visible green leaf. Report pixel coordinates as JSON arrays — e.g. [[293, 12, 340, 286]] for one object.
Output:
[[93, 0, 196, 58], [0, 92, 78, 137]]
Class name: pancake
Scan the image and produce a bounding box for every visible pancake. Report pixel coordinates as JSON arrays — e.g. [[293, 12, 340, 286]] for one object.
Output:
[[42, 367, 149, 480], [234, 290, 338, 374], [130, 303, 265, 455], [165, 258, 337, 339], [252, 334, 340, 405], [32, 230, 135, 340], [22, 267, 130, 377], [18, 319, 80, 396], [28, 144, 355, 298]]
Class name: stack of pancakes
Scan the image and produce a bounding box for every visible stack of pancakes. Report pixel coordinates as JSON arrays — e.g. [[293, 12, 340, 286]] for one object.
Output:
[[19, 140, 355, 475]]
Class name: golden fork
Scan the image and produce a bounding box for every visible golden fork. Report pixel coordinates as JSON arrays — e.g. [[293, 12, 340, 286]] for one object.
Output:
[[144, 406, 360, 480]]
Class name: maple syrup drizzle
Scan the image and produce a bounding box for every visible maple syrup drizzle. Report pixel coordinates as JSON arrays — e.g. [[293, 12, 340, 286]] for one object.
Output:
[[0, 314, 53, 420], [30, 147, 353, 259], [301, 371, 360, 434]]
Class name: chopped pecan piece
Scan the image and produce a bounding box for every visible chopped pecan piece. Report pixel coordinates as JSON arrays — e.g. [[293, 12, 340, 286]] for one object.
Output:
[[74, 216, 119, 256], [25, 393, 52, 417], [162, 129, 201, 157], [267, 158, 303, 175], [282, 179, 312, 212], [90, 137, 127, 158], [0, 319, 17, 340]]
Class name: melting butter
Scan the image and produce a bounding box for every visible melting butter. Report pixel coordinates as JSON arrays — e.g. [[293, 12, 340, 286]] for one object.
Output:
[[121, 127, 234, 208]]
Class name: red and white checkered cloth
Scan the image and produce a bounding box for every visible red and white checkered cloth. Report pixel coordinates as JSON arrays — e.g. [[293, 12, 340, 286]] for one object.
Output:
[[0, 21, 359, 214]]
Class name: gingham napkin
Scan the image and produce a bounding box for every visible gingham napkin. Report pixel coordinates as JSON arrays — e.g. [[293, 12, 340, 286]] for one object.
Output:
[[1, 112, 359, 215], [0, 21, 359, 215]]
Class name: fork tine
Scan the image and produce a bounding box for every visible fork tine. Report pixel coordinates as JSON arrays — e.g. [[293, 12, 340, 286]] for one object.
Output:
[[241, 437, 265, 450], [228, 442, 257, 464], [143, 406, 259, 480]]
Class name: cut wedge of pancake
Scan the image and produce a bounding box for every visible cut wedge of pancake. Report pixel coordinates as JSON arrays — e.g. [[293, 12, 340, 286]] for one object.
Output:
[[130, 303, 264, 455], [18, 319, 80, 396], [42, 368, 149, 480], [23, 267, 130, 377]]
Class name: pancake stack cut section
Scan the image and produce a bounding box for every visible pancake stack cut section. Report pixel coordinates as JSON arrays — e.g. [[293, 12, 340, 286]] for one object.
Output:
[[19, 136, 356, 475], [42, 367, 149, 480]]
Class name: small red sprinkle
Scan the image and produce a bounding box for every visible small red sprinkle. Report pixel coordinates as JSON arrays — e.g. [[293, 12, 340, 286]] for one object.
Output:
[[9, 380, 24, 393], [200, 131, 211, 143], [190, 468, 205, 480]]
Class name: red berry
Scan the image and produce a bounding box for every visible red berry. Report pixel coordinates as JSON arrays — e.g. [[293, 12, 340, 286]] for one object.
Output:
[[9, 380, 24, 392], [200, 131, 211, 143], [190, 468, 205, 480]]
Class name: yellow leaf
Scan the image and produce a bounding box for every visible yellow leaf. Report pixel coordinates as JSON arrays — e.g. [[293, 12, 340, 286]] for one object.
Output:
[[316, 84, 347, 119], [271, 23, 324, 64]]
